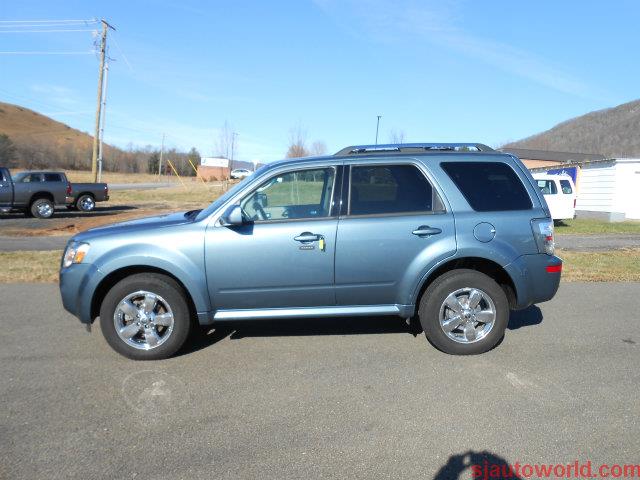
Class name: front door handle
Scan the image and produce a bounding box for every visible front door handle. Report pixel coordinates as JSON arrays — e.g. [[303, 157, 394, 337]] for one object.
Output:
[[294, 232, 320, 243], [412, 225, 442, 237]]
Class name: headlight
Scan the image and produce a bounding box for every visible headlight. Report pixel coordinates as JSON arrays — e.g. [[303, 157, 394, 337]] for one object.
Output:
[[62, 242, 90, 268]]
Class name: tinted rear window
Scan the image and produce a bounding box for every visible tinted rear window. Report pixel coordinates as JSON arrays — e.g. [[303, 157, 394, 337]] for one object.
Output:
[[441, 162, 532, 211], [44, 173, 63, 182]]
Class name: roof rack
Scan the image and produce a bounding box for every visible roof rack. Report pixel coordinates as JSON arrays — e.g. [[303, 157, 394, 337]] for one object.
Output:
[[334, 143, 494, 156]]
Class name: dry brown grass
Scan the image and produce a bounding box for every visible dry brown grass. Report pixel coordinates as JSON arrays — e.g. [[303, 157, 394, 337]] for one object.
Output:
[[0, 250, 61, 283], [65, 170, 183, 184], [1, 248, 639, 284], [557, 248, 640, 282]]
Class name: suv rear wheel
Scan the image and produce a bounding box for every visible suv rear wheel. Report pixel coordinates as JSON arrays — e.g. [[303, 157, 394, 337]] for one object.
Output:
[[418, 269, 509, 355], [99, 273, 192, 360]]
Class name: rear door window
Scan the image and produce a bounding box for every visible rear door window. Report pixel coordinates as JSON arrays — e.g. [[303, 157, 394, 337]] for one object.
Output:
[[26, 173, 44, 183], [348, 164, 439, 216], [536, 179, 558, 195], [560, 180, 573, 194], [441, 162, 532, 211], [44, 173, 63, 182]]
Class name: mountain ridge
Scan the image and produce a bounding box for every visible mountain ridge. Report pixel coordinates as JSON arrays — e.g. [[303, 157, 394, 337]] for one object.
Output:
[[504, 99, 640, 158]]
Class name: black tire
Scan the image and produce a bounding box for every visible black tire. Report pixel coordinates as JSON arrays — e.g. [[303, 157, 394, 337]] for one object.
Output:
[[418, 269, 509, 355], [76, 194, 96, 212], [30, 198, 54, 219], [99, 273, 193, 360]]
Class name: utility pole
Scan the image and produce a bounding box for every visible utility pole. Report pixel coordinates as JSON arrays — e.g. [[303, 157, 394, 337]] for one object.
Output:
[[97, 60, 109, 183], [91, 19, 115, 182], [375, 115, 382, 145], [158, 133, 165, 178], [230, 132, 238, 170]]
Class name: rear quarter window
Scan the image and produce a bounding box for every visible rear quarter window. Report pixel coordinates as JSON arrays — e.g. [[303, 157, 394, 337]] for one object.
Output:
[[44, 173, 63, 182], [441, 161, 532, 211], [560, 179, 573, 194]]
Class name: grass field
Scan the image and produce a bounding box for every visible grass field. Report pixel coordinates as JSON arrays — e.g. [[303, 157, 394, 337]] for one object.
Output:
[[65, 170, 183, 184], [0, 251, 61, 282], [555, 218, 640, 234], [2, 249, 638, 284]]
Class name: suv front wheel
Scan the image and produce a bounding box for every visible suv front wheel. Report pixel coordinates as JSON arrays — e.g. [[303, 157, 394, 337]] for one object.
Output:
[[419, 269, 509, 355], [99, 273, 192, 360]]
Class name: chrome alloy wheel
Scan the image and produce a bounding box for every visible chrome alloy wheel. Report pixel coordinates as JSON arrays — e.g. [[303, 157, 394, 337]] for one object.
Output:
[[438, 287, 496, 344], [113, 290, 175, 350], [79, 196, 95, 211], [37, 202, 53, 217]]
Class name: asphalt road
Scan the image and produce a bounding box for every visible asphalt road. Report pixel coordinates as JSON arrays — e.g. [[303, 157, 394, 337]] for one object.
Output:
[[1, 282, 639, 479], [1, 231, 638, 252]]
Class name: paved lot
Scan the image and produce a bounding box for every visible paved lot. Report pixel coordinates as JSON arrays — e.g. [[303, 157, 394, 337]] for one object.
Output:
[[1, 282, 639, 479], [1, 232, 639, 252]]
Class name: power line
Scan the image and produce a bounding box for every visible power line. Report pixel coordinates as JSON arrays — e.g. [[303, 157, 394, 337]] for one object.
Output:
[[111, 32, 133, 71], [0, 19, 98, 24], [0, 51, 95, 55], [0, 29, 97, 33]]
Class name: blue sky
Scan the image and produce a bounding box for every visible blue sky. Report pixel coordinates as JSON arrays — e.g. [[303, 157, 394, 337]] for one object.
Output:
[[1, 0, 639, 163]]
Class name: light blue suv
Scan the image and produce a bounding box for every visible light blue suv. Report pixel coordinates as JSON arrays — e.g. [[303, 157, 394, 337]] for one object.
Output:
[[59, 143, 562, 359]]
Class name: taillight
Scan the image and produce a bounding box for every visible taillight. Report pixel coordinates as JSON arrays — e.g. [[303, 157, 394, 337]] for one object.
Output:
[[531, 218, 555, 255], [66, 183, 72, 195]]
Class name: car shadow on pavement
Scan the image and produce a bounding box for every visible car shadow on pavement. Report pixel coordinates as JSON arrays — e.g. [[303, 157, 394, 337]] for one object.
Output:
[[50, 205, 138, 219], [179, 306, 544, 356], [433, 450, 523, 480], [0, 205, 137, 220], [507, 305, 543, 330], [178, 316, 416, 356]]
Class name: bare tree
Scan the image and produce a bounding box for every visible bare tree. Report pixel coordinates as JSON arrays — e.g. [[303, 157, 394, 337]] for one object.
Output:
[[214, 120, 234, 159], [389, 129, 406, 144], [310, 140, 327, 156], [286, 123, 309, 158]]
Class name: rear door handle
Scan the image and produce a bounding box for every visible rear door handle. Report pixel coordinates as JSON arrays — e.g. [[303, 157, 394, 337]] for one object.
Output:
[[294, 232, 320, 242], [412, 226, 442, 237]]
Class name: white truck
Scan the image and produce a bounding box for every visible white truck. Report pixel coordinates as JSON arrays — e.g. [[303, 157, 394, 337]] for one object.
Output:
[[533, 173, 576, 221]]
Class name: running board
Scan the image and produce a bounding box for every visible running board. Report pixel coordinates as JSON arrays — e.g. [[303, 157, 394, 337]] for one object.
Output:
[[213, 304, 411, 321]]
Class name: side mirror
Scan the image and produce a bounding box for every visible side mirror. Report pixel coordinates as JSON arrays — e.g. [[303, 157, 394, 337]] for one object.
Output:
[[221, 205, 245, 226]]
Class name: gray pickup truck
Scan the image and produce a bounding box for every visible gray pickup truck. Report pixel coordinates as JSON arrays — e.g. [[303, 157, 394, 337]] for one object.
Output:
[[0, 167, 108, 218]]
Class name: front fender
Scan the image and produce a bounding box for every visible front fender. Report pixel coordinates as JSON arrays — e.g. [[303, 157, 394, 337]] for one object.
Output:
[[92, 243, 211, 316]]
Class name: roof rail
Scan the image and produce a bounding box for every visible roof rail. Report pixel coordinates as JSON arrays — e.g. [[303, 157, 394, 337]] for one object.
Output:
[[334, 143, 495, 156]]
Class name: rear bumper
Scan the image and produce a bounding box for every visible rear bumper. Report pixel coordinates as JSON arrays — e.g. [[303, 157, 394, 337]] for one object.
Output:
[[65, 196, 74, 204], [505, 254, 562, 310], [59, 263, 105, 323]]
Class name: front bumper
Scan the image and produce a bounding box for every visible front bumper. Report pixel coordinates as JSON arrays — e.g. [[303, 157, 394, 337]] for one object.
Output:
[[59, 263, 105, 323], [505, 254, 562, 310]]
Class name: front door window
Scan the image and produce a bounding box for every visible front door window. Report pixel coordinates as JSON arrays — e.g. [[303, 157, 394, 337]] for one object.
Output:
[[241, 168, 335, 221]]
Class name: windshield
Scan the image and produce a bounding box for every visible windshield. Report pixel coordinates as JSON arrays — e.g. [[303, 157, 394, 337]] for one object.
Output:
[[196, 163, 274, 221]]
